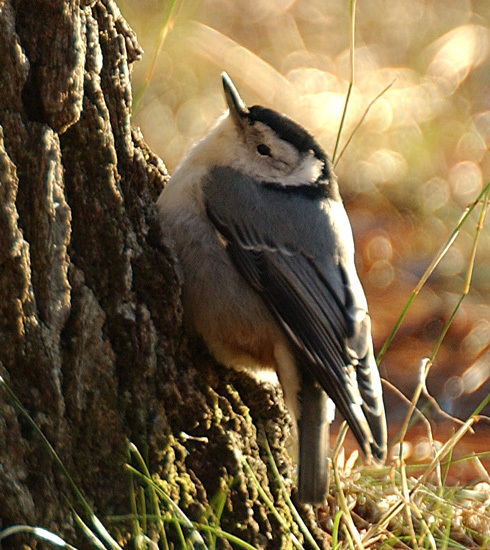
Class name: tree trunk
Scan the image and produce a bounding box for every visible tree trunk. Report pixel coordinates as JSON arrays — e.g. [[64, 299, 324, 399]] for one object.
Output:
[[0, 1, 323, 548]]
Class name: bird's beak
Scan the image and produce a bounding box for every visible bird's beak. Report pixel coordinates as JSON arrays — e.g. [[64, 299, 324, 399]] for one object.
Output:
[[222, 72, 249, 125]]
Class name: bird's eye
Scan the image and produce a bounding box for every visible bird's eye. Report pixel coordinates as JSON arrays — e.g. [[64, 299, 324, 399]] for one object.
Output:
[[256, 144, 272, 156]]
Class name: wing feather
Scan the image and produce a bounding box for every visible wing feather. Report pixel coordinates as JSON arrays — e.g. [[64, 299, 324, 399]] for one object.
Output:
[[203, 167, 386, 459]]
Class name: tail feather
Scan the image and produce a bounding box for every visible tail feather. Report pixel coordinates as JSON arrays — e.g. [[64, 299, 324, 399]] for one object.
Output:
[[298, 377, 330, 504]]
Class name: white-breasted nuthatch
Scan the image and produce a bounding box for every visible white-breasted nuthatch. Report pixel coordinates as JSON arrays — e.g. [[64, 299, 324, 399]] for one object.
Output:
[[157, 73, 387, 504]]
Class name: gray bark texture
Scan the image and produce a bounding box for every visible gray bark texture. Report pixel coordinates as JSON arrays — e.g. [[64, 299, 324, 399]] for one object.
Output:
[[0, 1, 325, 548]]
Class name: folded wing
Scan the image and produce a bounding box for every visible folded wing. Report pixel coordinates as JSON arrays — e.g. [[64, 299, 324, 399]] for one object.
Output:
[[203, 166, 386, 460]]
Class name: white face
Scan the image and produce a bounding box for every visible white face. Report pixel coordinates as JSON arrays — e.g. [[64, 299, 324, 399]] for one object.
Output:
[[176, 109, 326, 193], [233, 119, 324, 187]]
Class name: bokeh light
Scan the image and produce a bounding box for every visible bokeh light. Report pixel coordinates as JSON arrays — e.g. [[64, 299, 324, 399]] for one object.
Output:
[[118, 0, 490, 427]]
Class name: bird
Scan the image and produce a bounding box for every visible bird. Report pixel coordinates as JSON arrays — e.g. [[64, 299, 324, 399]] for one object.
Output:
[[157, 72, 387, 504]]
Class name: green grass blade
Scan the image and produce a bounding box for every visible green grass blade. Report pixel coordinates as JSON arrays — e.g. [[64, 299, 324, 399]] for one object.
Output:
[[129, 443, 170, 550], [261, 430, 321, 550], [430, 185, 489, 362], [241, 454, 305, 550], [377, 180, 490, 364], [125, 464, 208, 550], [0, 373, 122, 550], [331, 510, 343, 550], [0, 525, 79, 549]]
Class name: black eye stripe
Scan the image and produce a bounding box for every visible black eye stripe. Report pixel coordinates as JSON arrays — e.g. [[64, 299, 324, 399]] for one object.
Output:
[[257, 143, 272, 156]]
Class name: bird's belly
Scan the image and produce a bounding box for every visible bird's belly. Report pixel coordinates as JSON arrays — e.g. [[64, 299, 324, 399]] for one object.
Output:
[[176, 216, 284, 371], [160, 199, 301, 420]]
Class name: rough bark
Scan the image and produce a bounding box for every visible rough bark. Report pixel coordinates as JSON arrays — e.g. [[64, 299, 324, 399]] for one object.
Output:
[[0, 1, 325, 548]]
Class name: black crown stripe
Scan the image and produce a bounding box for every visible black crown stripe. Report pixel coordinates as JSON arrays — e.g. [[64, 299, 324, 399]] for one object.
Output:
[[247, 106, 331, 181]]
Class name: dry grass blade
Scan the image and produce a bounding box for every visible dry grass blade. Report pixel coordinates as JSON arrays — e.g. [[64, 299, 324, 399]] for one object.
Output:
[[351, 416, 490, 548], [396, 359, 433, 447], [332, 461, 364, 549], [381, 378, 434, 440], [132, 0, 183, 112], [334, 80, 395, 168], [332, 0, 356, 164], [399, 461, 417, 549]]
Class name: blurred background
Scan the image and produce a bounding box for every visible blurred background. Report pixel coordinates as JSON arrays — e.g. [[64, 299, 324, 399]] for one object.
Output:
[[118, 0, 489, 472]]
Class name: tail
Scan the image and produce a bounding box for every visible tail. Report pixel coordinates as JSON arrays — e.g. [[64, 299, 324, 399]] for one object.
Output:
[[297, 375, 331, 504]]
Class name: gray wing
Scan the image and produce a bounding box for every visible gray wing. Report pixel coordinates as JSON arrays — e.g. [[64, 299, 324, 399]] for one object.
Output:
[[203, 167, 386, 460]]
